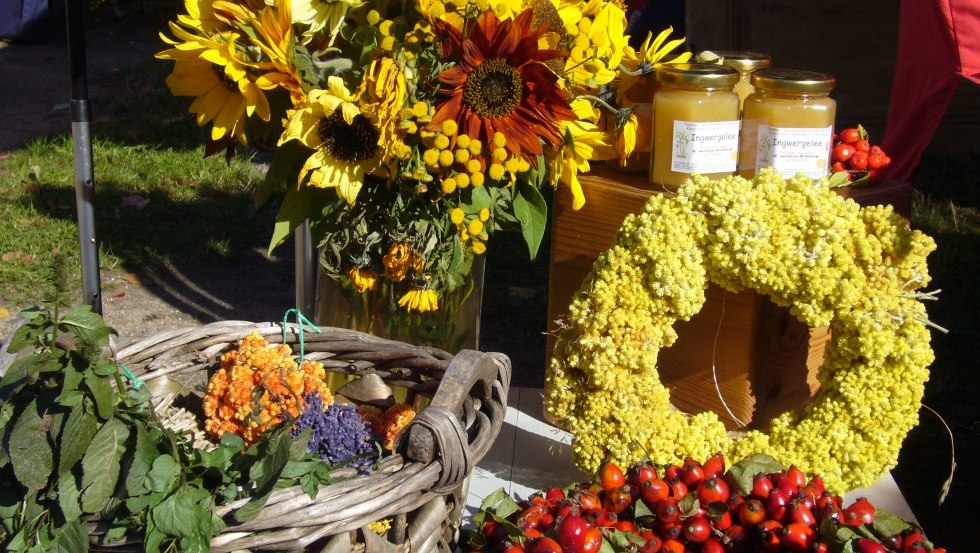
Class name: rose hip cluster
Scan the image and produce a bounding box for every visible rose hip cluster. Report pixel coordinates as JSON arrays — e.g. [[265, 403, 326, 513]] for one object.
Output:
[[830, 125, 892, 182], [466, 454, 945, 553]]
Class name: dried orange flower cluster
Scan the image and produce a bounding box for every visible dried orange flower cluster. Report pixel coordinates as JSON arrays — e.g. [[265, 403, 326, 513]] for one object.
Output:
[[203, 332, 333, 445], [358, 403, 417, 450]]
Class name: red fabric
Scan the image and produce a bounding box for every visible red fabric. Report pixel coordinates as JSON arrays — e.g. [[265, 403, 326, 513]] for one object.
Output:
[[881, 0, 980, 181]]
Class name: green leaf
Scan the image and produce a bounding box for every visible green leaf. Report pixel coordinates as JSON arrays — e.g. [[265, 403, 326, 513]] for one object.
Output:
[[872, 509, 913, 539], [605, 527, 643, 549], [51, 517, 90, 553], [151, 489, 212, 545], [232, 491, 271, 523], [81, 418, 126, 513], [57, 363, 85, 405], [268, 184, 331, 253], [126, 427, 162, 495], [633, 496, 654, 518], [57, 471, 83, 524], [144, 527, 167, 553], [0, 352, 58, 401], [58, 404, 98, 475], [299, 472, 319, 499], [91, 360, 119, 377], [9, 399, 54, 491], [727, 454, 786, 495], [62, 306, 114, 350], [255, 140, 309, 208], [478, 488, 520, 520], [512, 180, 547, 260], [250, 430, 291, 494], [827, 170, 851, 188], [289, 425, 313, 459], [146, 455, 181, 493], [84, 371, 115, 420], [678, 493, 700, 517], [4, 316, 45, 353]]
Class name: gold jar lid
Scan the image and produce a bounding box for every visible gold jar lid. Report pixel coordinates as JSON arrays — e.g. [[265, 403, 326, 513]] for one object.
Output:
[[655, 63, 740, 89], [750, 68, 836, 93], [700, 50, 772, 71]]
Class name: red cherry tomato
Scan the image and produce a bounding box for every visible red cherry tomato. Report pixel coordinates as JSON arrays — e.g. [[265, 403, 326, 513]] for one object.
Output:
[[854, 139, 870, 152]]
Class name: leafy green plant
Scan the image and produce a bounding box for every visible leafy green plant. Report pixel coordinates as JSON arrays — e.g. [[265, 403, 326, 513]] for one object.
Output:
[[0, 262, 340, 552]]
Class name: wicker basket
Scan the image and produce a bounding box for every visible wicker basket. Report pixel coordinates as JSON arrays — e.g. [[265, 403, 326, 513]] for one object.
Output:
[[99, 320, 511, 552]]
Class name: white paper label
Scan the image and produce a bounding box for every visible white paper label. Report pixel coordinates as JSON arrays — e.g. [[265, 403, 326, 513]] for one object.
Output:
[[756, 125, 833, 178], [670, 120, 740, 174]]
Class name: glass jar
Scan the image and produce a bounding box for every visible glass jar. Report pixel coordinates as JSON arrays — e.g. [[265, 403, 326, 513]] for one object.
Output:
[[739, 68, 836, 179], [709, 51, 772, 109], [651, 63, 741, 189]]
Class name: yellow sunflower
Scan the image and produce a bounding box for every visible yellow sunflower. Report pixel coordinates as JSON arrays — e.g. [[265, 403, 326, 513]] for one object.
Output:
[[156, 24, 271, 144], [279, 77, 383, 204], [245, 0, 306, 105], [292, 0, 364, 44], [398, 286, 439, 313], [348, 267, 380, 292], [426, 9, 576, 168], [357, 58, 410, 165], [618, 26, 691, 98], [549, 98, 616, 210]]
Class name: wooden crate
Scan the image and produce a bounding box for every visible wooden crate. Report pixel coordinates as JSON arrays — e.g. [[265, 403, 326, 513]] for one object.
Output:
[[546, 166, 911, 429]]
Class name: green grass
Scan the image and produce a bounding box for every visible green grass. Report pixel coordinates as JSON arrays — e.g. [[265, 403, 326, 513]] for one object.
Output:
[[0, 61, 274, 310]]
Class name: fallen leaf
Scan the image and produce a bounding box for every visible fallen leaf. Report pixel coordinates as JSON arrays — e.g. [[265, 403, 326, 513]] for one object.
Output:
[[0, 151, 12, 162], [0, 307, 9, 319], [121, 273, 142, 285], [120, 195, 151, 209], [112, 293, 126, 299], [50, 247, 61, 254], [21, 255, 34, 263], [2, 252, 19, 262]]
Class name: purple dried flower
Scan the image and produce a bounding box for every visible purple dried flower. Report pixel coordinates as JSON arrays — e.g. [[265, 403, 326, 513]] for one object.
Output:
[[292, 393, 376, 468]]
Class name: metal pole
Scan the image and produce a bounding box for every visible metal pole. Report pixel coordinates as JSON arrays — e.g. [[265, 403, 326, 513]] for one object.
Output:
[[65, 0, 102, 313], [294, 220, 316, 318]]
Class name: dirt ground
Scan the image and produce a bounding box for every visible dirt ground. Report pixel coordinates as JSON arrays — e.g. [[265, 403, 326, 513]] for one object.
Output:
[[0, 13, 548, 382]]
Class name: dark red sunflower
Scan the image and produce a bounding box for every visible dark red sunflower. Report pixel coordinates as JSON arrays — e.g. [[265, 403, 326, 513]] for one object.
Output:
[[427, 9, 576, 166]]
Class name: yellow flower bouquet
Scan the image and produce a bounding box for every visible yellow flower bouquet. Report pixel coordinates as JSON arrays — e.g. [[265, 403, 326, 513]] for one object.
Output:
[[156, 0, 688, 345]]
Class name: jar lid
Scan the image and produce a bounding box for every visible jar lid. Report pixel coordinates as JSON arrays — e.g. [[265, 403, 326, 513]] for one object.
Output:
[[699, 50, 772, 71], [655, 63, 740, 89], [750, 68, 836, 93]]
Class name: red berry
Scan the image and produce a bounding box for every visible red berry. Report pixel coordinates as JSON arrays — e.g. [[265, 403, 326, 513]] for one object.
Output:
[[696, 477, 731, 504], [855, 538, 887, 553], [868, 153, 887, 170], [839, 128, 861, 144], [849, 150, 869, 171], [854, 139, 870, 152], [738, 498, 766, 527], [832, 143, 856, 163], [702, 452, 726, 479], [640, 478, 670, 506], [843, 497, 876, 527], [781, 522, 815, 553], [599, 462, 626, 491], [683, 516, 712, 543], [558, 513, 589, 553]]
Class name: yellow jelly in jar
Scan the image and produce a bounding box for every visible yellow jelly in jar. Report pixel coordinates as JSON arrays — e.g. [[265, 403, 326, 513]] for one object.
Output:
[[739, 68, 836, 179], [651, 64, 740, 189]]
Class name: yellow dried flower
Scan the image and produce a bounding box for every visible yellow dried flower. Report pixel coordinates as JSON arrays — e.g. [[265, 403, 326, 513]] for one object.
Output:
[[544, 170, 937, 493]]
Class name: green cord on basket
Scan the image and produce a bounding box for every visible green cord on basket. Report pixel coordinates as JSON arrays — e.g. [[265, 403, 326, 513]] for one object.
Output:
[[121, 365, 144, 389], [282, 308, 321, 366]]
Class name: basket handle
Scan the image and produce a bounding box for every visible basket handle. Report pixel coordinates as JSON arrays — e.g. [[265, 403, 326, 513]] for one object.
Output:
[[398, 349, 506, 493]]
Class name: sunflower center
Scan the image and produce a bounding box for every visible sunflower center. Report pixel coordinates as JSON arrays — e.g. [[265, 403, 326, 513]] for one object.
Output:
[[462, 59, 523, 119], [317, 111, 379, 163]]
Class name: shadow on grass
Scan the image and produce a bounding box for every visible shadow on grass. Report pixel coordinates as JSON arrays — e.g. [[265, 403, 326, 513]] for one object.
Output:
[[890, 152, 980, 553]]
